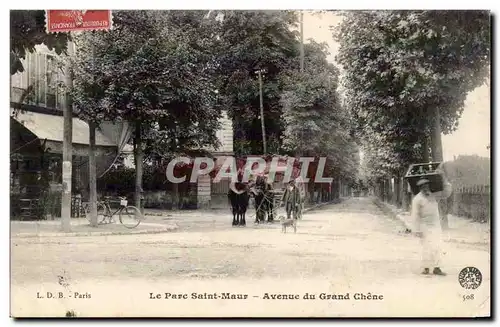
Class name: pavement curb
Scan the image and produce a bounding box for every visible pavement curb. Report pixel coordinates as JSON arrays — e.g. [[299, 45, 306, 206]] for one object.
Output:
[[11, 200, 340, 238], [12, 224, 179, 239], [371, 197, 412, 232], [372, 197, 490, 247], [303, 199, 342, 213]]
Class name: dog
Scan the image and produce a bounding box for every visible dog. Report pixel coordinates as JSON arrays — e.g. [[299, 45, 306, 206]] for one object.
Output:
[[280, 215, 297, 234]]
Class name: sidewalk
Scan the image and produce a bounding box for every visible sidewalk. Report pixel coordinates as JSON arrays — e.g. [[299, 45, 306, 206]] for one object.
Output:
[[373, 197, 490, 246], [142, 199, 338, 215], [11, 218, 178, 238], [10, 200, 337, 238]]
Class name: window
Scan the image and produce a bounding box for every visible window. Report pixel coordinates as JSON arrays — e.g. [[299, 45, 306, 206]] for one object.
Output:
[[27, 52, 37, 105], [37, 53, 47, 105], [47, 157, 62, 183], [56, 63, 65, 109], [11, 51, 64, 109], [46, 54, 58, 108]]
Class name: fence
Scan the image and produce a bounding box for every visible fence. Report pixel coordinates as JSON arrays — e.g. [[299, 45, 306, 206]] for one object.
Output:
[[447, 185, 490, 223], [378, 178, 490, 223]]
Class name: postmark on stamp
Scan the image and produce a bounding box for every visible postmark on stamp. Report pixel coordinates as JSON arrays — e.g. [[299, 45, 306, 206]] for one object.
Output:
[[45, 10, 113, 33]]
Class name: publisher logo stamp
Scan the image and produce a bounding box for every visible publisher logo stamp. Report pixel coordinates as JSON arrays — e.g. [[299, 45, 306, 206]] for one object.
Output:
[[458, 267, 482, 290]]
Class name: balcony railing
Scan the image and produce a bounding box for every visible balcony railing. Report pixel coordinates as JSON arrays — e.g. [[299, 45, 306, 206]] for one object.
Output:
[[11, 86, 60, 110]]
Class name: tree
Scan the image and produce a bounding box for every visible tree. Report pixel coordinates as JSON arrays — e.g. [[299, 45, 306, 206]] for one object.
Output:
[[211, 10, 301, 155], [335, 10, 490, 194], [280, 40, 359, 201], [71, 10, 223, 211], [10, 10, 70, 75], [281, 41, 344, 154]]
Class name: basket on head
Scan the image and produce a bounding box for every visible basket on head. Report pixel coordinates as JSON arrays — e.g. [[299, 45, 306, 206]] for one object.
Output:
[[405, 162, 444, 195]]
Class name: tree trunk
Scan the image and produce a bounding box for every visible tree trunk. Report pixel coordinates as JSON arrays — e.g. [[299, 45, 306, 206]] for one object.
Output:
[[308, 178, 314, 204], [384, 178, 389, 202], [380, 180, 385, 201], [392, 177, 397, 205], [331, 180, 335, 200], [172, 182, 179, 209], [394, 175, 401, 208], [430, 107, 443, 162], [88, 121, 98, 227], [61, 55, 74, 233], [335, 179, 339, 198], [430, 107, 449, 228], [401, 177, 409, 211], [386, 178, 390, 203], [134, 121, 144, 212], [387, 179, 390, 203], [422, 136, 430, 163], [341, 183, 344, 197], [338, 178, 342, 198]]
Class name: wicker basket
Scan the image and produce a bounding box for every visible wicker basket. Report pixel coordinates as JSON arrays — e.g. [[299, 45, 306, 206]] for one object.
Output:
[[405, 162, 444, 195]]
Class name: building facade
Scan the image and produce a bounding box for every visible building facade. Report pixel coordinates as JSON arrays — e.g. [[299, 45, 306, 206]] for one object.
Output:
[[198, 111, 234, 208], [10, 44, 126, 207]]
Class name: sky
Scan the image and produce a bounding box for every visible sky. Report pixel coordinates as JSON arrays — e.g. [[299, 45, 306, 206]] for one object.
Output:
[[300, 12, 491, 162]]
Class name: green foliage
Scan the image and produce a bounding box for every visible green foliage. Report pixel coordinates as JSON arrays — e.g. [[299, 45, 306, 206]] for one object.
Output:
[[71, 10, 223, 160], [279, 40, 358, 181], [98, 164, 197, 194], [10, 10, 70, 75], [98, 165, 167, 193], [212, 10, 301, 155], [97, 166, 135, 194], [335, 10, 490, 183]]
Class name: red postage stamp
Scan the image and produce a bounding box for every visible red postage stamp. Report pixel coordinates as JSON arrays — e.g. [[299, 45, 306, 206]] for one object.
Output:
[[45, 10, 113, 33]]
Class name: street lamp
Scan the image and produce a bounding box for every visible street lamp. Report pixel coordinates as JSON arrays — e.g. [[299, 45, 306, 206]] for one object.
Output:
[[254, 68, 267, 155]]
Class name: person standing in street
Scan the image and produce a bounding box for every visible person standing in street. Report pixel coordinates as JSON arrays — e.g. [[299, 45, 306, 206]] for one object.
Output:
[[411, 173, 452, 276], [282, 178, 302, 220], [263, 174, 275, 222], [294, 176, 306, 219]]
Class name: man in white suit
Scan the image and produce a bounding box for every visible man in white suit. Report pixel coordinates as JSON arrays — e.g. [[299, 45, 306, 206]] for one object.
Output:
[[411, 173, 452, 276]]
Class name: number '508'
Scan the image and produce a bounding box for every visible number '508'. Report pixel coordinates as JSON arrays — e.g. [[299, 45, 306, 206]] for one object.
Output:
[[463, 294, 474, 301]]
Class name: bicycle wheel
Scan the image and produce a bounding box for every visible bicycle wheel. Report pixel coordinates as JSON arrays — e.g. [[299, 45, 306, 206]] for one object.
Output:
[[85, 202, 108, 224], [119, 206, 143, 228]]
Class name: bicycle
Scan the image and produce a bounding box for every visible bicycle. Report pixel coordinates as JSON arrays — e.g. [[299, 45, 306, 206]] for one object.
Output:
[[84, 196, 143, 229]]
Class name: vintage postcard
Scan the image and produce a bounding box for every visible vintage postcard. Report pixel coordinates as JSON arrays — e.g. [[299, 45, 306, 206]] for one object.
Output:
[[9, 8, 491, 318]]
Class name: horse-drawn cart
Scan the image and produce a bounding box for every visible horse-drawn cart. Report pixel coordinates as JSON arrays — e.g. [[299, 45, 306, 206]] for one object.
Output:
[[251, 187, 305, 223], [250, 184, 280, 223]]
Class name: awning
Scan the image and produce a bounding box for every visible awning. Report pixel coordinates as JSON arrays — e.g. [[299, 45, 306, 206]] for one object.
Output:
[[12, 110, 116, 147]]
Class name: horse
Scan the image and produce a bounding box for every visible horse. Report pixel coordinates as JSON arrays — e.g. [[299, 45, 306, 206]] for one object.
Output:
[[251, 175, 274, 224], [228, 181, 251, 226]]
